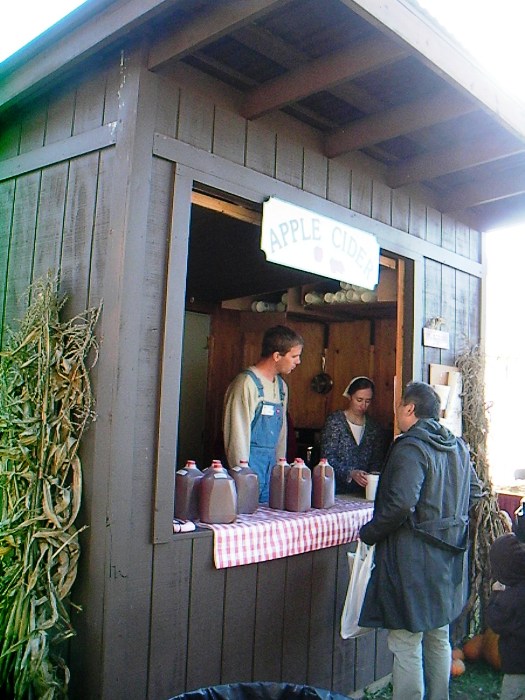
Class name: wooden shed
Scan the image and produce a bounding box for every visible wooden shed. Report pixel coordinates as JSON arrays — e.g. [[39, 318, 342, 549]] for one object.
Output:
[[1, 1, 525, 698]]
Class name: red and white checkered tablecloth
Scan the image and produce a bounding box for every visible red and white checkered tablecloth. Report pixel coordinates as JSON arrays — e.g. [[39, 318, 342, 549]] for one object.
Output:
[[199, 497, 374, 568]]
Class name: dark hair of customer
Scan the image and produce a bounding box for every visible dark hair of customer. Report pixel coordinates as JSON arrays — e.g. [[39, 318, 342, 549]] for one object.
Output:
[[402, 381, 441, 420]]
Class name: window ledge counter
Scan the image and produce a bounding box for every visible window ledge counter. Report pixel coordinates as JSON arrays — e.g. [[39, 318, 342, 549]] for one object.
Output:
[[159, 496, 390, 698], [196, 497, 374, 568]]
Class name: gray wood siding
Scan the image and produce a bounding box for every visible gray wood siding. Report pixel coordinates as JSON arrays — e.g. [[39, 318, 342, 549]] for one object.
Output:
[[0, 57, 120, 333], [148, 533, 392, 699], [154, 69, 483, 380], [422, 259, 481, 371], [153, 70, 482, 272], [0, 148, 112, 334]]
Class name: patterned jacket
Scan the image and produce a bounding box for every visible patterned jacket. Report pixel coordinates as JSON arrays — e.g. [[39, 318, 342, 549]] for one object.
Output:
[[320, 410, 387, 494]]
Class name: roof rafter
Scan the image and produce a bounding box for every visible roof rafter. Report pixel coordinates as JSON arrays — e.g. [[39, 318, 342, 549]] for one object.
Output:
[[340, 0, 525, 142], [386, 132, 525, 188], [324, 89, 476, 158], [440, 166, 525, 212], [148, 0, 290, 70], [241, 35, 409, 119], [235, 24, 385, 116]]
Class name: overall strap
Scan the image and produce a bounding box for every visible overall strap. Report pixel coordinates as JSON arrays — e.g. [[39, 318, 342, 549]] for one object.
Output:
[[244, 369, 285, 404], [243, 369, 264, 398]]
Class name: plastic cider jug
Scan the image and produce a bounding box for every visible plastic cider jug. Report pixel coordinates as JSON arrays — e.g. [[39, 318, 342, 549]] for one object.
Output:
[[199, 460, 237, 524], [175, 460, 203, 520], [269, 457, 290, 510], [229, 460, 259, 514], [312, 458, 335, 509], [285, 458, 312, 512]]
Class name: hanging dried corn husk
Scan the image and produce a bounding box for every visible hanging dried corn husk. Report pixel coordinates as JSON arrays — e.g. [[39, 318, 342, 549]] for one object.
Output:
[[0, 274, 100, 699], [451, 345, 510, 645]]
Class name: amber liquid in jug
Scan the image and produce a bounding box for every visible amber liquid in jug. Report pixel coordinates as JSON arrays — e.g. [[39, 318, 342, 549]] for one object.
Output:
[[199, 460, 237, 524], [285, 458, 311, 512], [312, 458, 335, 509], [229, 459, 259, 514], [175, 459, 203, 521], [269, 457, 290, 510]]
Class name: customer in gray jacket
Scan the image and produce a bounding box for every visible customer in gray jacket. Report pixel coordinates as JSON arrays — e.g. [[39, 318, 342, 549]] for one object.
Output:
[[359, 381, 484, 700]]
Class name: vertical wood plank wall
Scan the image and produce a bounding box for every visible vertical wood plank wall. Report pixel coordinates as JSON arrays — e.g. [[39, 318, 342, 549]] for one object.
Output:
[[0, 47, 482, 699], [148, 532, 392, 699], [154, 67, 482, 382]]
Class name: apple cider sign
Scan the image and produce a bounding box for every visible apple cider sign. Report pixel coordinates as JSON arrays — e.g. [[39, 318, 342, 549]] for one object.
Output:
[[261, 197, 379, 289]]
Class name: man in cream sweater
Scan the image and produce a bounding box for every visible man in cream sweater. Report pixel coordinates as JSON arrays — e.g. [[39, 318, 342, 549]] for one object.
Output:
[[223, 325, 304, 502]]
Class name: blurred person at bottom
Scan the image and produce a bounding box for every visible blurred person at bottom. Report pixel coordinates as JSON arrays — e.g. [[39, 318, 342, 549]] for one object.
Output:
[[358, 381, 484, 700], [486, 533, 525, 700]]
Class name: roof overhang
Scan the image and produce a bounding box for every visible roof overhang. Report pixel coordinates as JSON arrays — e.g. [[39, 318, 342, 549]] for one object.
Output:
[[2, 0, 525, 231]]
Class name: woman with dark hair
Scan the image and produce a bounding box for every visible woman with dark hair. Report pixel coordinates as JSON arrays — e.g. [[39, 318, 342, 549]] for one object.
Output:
[[320, 376, 387, 494]]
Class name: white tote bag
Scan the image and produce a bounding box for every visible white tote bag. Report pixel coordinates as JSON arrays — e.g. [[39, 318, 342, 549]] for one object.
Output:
[[340, 540, 375, 638]]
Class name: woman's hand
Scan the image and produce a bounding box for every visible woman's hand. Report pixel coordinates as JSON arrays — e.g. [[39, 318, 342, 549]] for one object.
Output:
[[349, 469, 368, 487]]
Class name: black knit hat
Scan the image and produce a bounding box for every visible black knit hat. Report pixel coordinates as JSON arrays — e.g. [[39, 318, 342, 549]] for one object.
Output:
[[489, 533, 525, 586]]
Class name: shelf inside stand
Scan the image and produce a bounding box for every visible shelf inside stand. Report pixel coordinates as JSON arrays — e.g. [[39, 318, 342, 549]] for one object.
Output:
[[295, 300, 397, 322]]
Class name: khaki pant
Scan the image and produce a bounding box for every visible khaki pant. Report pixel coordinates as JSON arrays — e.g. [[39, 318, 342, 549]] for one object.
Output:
[[387, 625, 450, 700]]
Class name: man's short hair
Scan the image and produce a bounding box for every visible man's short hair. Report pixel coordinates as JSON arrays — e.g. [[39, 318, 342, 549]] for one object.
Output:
[[402, 381, 441, 420], [261, 325, 304, 357]]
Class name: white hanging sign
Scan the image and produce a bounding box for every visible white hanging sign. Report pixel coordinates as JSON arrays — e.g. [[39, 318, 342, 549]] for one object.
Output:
[[261, 197, 380, 290]]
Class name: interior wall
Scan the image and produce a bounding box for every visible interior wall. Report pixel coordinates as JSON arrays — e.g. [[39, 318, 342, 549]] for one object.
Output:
[[177, 311, 211, 467]]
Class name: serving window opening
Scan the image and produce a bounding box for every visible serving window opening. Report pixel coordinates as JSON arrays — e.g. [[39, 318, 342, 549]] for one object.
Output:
[[177, 187, 410, 472]]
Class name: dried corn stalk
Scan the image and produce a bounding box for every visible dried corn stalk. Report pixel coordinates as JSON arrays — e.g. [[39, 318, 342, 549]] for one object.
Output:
[[0, 276, 100, 698], [452, 345, 509, 642]]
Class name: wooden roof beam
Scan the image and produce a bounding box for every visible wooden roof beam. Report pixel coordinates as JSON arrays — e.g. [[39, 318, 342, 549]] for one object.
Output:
[[340, 0, 525, 142], [235, 25, 385, 115], [440, 167, 525, 212], [324, 89, 476, 158], [470, 197, 525, 232], [148, 0, 289, 70], [241, 36, 409, 119], [386, 132, 525, 188]]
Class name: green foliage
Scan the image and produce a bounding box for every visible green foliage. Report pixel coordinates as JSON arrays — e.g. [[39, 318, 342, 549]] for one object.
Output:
[[0, 276, 100, 698]]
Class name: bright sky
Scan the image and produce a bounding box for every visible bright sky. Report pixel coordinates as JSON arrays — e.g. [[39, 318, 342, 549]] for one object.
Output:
[[1, 0, 88, 62], [3, 0, 525, 482], [417, 0, 525, 106]]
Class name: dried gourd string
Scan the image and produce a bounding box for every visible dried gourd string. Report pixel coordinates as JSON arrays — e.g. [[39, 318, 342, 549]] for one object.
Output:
[[0, 275, 100, 698], [451, 345, 510, 644]]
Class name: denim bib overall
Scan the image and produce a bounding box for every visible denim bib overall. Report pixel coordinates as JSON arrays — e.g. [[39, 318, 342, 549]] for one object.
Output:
[[244, 370, 285, 503]]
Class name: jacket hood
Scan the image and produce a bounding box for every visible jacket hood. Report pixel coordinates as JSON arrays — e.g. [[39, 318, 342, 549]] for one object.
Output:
[[490, 533, 525, 586], [401, 418, 457, 451]]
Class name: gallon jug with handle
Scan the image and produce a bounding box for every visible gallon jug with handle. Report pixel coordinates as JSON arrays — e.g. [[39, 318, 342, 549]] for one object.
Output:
[[269, 457, 290, 510], [199, 460, 237, 524], [175, 460, 203, 520], [229, 460, 259, 514], [312, 458, 335, 509], [285, 458, 311, 512]]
